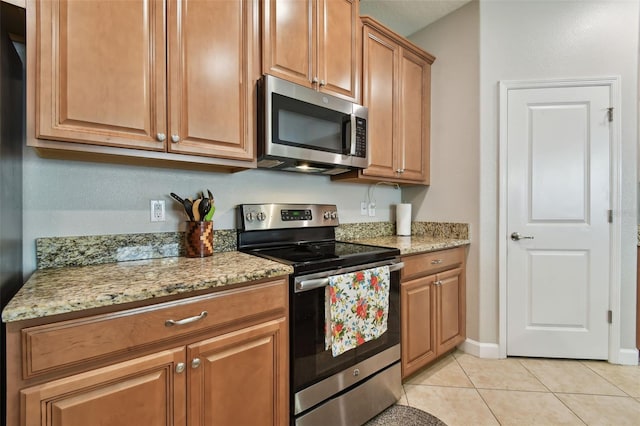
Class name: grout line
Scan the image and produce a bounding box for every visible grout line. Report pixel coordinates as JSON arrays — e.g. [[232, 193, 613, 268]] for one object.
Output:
[[515, 358, 553, 393], [454, 352, 503, 425], [578, 360, 635, 398]]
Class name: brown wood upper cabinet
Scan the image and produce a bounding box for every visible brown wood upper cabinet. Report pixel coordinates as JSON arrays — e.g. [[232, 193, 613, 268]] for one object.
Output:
[[28, 0, 258, 166], [262, 0, 361, 102], [333, 16, 435, 185]]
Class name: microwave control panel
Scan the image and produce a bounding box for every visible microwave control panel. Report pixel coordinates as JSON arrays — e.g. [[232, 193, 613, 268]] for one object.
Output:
[[354, 117, 367, 158]]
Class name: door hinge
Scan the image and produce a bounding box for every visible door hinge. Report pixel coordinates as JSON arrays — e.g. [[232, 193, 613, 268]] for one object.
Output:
[[607, 310, 613, 324], [607, 107, 614, 122], [607, 209, 613, 223]]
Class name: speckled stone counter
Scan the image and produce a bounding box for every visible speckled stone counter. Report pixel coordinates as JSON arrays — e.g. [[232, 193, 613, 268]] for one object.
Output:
[[2, 251, 293, 323], [345, 235, 469, 256]]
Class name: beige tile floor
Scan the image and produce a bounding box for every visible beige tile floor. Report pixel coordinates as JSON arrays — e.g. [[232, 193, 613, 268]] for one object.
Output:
[[398, 351, 640, 425]]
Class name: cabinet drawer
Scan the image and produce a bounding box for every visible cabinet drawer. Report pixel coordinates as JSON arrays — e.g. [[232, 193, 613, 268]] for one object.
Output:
[[401, 247, 464, 281], [21, 278, 287, 379]]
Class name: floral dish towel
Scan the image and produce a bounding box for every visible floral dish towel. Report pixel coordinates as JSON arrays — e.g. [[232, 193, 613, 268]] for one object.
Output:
[[325, 266, 390, 357]]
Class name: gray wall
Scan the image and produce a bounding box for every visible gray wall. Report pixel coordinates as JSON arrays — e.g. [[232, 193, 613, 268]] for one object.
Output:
[[22, 150, 401, 275], [478, 0, 638, 351], [406, 1, 481, 341], [402, 0, 639, 354]]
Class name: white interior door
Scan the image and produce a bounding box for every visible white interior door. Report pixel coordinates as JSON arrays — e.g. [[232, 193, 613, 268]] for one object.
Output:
[[505, 82, 611, 359]]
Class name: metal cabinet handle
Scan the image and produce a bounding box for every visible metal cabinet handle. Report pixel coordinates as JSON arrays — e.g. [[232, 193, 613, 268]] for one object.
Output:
[[165, 311, 208, 327], [319, 79, 326, 87], [156, 133, 166, 142], [431, 259, 443, 265], [511, 232, 534, 241], [175, 362, 186, 374], [396, 168, 404, 174], [191, 358, 201, 369], [171, 134, 180, 143], [312, 77, 319, 84]]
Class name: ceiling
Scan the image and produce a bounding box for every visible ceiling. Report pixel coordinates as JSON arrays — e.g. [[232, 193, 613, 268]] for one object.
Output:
[[360, 0, 472, 37]]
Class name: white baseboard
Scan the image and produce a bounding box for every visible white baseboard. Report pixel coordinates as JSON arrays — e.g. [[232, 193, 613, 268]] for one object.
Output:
[[458, 338, 502, 359], [614, 348, 639, 365]]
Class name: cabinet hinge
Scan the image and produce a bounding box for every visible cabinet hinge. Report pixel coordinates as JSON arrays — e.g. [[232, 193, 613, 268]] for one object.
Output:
[[607, 310, 612, 324], [607, 209, 613, 223], [607, 107, 614, 122]]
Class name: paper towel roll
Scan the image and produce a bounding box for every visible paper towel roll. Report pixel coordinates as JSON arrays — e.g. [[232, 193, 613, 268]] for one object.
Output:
[[396, 204, 412, 236]]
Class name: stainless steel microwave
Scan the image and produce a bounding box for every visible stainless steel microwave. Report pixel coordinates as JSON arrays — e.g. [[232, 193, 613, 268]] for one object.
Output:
[[257, 75, 368, 175]]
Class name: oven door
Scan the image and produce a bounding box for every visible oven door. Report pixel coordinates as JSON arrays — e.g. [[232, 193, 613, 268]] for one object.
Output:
[[291, 260, 403, 416]]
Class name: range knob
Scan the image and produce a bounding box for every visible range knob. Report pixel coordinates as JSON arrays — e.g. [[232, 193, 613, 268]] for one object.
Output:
[[323, 211, 332, 220], [245, 212, 255, 222], [256, 212, 266, 221], [330, 211, 337, 219]]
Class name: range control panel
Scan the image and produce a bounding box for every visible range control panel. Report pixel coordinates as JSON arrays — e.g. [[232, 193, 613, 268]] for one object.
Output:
[[238, 203, 339, 231]]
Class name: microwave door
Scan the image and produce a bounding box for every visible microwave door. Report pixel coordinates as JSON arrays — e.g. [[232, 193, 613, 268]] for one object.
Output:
[[273, 94, 347, 154]]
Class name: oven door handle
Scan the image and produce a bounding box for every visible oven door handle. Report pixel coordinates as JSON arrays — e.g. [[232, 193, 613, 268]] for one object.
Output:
[[295, 261, 404, 292]]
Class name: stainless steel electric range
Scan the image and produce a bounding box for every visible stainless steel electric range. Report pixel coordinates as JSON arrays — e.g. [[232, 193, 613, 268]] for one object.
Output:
[[237, 203, 404, 426]]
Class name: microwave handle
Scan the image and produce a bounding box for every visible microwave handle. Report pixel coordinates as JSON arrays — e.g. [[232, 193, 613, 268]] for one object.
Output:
[[349, 114, 357, 155]]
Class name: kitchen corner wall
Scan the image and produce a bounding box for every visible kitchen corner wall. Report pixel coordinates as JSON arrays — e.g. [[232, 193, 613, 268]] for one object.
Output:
[[404, 1, 481, 341], [22, 147, 401, 276]]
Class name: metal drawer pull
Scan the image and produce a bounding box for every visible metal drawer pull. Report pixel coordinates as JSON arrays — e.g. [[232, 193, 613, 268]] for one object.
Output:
[[165, 311, 208, 327], [175, 362, 186, 374], [431, 259, 443, 265]]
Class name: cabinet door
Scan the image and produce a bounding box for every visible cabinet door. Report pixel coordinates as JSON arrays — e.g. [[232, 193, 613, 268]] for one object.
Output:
[[317, 0, 360, 101], [187, 318, 288, 426], [361, 24, 399, 180], [167, 0, 257, 161], [435, 267, 466, 354], [34, 0, 166, 150], [398, 48, 431, 183], [262, 0, 314, 88], [21, 348, 186, 426], [401, 275, 437, 379]]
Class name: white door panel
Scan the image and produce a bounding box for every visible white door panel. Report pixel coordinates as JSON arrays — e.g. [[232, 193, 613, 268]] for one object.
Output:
[[506, 84, 610, 359]]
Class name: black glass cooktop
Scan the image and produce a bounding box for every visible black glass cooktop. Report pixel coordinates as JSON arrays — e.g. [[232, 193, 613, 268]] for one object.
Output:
[[245, 241, 399, 274]]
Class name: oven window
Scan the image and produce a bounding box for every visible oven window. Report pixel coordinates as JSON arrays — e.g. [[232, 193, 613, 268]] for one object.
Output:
[[272, 93, 350, 154], [291, 271, 400, 392]]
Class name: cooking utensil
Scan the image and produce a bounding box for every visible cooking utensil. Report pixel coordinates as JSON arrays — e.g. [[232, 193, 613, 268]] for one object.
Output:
[[192, 198, 202, 221], [203, 189, 215, 221], [199, 197, 211, 220], [170, 192, 195, 221]]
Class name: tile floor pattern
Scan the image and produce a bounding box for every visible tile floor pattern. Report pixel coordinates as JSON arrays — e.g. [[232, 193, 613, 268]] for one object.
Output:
[[398, 351, 640, 425]]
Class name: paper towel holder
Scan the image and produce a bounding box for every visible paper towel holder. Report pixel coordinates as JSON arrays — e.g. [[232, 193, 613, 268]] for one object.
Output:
[[396, 203, 412, 236]]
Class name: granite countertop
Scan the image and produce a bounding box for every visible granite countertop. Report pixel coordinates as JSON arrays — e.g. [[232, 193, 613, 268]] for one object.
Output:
[[2, 251, 293, 323], [346, 235, 470, 255], [4, 222, 471, 324]]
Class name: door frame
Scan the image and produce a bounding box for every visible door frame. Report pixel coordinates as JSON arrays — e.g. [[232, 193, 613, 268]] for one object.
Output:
[[498, 76, 623, 363]]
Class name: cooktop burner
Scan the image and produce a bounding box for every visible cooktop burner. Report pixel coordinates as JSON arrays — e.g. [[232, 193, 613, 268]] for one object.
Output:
[[236, 203, 400, 274], [248, 241, 396, 265]]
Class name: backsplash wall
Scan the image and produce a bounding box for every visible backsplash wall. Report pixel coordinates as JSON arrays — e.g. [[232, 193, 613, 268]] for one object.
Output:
[[22, 147, 402, 276]]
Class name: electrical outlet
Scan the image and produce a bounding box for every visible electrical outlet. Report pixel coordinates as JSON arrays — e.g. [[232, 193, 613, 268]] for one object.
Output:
[[368, 202, 376, 217], [150, 200, 165, 222], [360, 201, 368, 215]]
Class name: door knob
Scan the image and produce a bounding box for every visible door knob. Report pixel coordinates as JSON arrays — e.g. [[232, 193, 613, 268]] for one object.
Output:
[[511, 232, 534, 241]]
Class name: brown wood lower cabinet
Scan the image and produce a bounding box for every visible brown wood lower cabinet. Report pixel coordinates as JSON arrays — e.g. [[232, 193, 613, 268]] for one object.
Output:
[[8, 278, 289, 426], [21, 348, 187, 426], [400, 247, 466, 379]]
